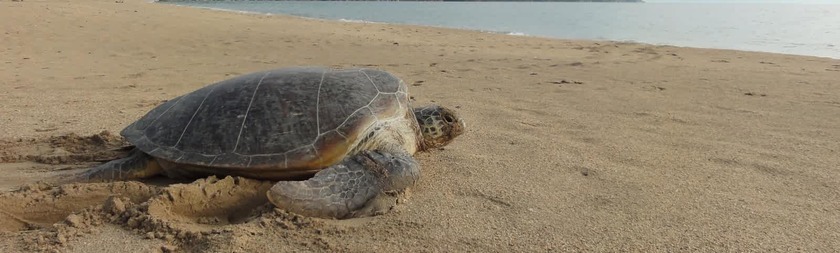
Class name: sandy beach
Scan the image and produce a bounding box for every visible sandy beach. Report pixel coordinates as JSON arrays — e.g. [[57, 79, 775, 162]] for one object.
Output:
[[2, 0, 840, 252]]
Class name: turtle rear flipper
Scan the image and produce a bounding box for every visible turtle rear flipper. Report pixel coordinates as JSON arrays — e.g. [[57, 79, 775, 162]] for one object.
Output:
[[46, 148, 162, 185], [266, 149, 420, 219]]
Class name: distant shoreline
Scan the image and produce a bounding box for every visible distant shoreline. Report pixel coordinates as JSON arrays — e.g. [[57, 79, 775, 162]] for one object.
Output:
[[157, 0, 644, 2]]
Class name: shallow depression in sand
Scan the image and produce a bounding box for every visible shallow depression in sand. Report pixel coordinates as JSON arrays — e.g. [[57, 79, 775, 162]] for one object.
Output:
[[0, 131, 129, 165], [146, 176, 274, 230]]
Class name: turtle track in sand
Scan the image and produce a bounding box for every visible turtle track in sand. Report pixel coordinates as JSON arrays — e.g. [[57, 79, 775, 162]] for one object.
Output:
[[0, 132, 334, 252], [0, 131, 130, 166]]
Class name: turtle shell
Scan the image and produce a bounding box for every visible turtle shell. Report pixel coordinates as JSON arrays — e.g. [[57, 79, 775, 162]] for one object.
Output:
[[121, 67, 410, 171]]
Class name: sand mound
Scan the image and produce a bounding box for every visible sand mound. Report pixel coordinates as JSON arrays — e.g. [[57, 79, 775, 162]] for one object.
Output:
[[1, 176, 325, 252], [0, 182, 160, 252], [0, 182, 159, 233], [146, 176, 274, 229], [0, 133, 332, 252], [117, 175, 280, 241]]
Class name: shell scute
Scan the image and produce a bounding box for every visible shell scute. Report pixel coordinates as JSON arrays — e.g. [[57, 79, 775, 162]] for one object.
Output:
[[178, 152, 218, 166], [285, 146, 319, 168], [335, 108, 375, 138], [361, 69, 402, 93], [316, 70, 379, 134], [233, 71, 320, 155], [142, 87, 211, 147], [210, 153, 249, 167], [249, 155, 288, 168], [172, 75, 262, 155]]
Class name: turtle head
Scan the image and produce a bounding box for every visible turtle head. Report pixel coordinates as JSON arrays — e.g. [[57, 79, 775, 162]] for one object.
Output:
[[414, 105, 465, 150]]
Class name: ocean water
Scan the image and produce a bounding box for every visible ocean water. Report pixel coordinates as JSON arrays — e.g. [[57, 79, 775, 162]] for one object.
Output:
[[165, 1, 840, 59]]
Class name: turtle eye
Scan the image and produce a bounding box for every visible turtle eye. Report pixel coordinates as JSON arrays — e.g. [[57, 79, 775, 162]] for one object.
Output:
[[443, 115, 455, 123]]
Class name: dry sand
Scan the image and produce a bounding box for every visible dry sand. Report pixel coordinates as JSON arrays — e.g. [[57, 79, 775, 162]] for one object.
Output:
[[2, 0, 840, 252]]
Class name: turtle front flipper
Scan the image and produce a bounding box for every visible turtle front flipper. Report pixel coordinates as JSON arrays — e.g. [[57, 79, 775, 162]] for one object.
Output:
[[266, 149, 420, 219], [46, 148, 163, 185]]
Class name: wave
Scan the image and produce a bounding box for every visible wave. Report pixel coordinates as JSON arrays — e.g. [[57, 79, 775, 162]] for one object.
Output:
[[479, 29, 530, 37], [337, 18, 381, 24], [170, 5, 275, 16]]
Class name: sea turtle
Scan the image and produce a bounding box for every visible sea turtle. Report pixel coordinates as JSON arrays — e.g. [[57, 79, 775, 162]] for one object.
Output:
[[58, 67, 465, 219]]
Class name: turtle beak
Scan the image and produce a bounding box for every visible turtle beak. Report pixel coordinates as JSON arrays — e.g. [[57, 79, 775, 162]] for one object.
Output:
[[449, 118, 466, 139]]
